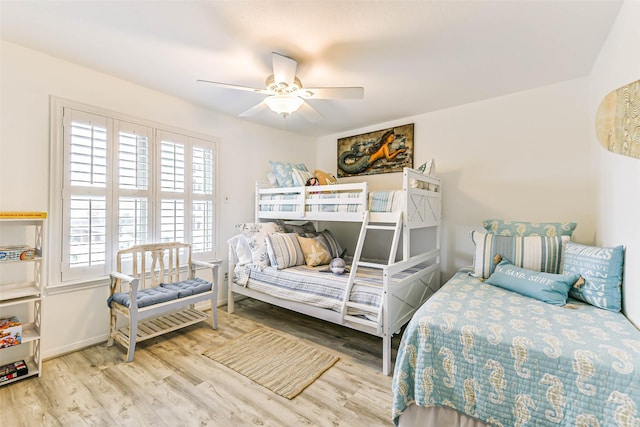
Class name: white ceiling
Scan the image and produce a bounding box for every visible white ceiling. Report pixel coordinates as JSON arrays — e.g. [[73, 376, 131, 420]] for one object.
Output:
[[1, 0, 622, 137]]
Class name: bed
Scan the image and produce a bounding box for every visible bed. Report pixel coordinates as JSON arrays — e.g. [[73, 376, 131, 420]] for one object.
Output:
[[227, 167, 442, 375], [392, 223, 639, 427]]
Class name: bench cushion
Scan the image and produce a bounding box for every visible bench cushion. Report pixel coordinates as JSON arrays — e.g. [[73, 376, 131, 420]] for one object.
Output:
[[160, 277, 212, 297], [107, 277, 213, 308]]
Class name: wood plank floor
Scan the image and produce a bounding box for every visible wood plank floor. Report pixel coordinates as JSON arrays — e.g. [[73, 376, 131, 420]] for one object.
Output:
[[0, 299, 403, 427]]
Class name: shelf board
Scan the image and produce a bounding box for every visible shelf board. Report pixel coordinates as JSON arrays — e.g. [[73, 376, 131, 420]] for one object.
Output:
[[0, 325, 39, 349], [18, 323, 40, 344], [0, 212, 47, 219], [0, 283, 42, 304], [0, 256, 43, 265], [0, 356, 39, 387]]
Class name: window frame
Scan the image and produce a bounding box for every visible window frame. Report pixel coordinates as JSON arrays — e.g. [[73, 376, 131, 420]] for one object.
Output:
[[49, 97, 219, 289]]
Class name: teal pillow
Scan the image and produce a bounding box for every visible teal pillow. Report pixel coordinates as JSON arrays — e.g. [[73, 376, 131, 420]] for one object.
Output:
[[483, 219, 577, 237], [486, 260, 579, 306], [471, 231, 570, 279], [563, 242, 624, 312]]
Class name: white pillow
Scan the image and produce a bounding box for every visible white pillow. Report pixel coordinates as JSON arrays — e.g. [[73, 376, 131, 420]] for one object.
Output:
[[236, 222, 285, 266], [227, 234, 252, 265]]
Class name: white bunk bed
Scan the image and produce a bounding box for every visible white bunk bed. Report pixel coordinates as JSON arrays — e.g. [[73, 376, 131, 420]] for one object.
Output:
[[227, 167, 441, 375]]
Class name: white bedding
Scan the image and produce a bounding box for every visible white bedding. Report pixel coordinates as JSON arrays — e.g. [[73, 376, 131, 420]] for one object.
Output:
[[398, 405, 488, 427]]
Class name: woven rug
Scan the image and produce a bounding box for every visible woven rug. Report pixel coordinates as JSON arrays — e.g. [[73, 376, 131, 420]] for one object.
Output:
[[203, 328, 339, 399]]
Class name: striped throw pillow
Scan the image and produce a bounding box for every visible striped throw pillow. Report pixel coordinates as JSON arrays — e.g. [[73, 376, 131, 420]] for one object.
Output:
[[471, 231, 570, 279], [318, 229, 344, 258], [265, 233, 305, 270]]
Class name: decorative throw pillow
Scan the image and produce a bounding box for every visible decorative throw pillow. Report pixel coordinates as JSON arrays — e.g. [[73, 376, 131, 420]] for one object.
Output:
[[236, 221, 285, 266], [314, 169, 338, 185], [292, 167, 315, 187], [563, 242, 624, 312], [317, 229, 344, 258], [296, 234, 332, 267], [269, 161, 309, 188], [482, 219, 577, 237], [283, 221, 316, 235], [227, 233, 253, 265], [265, 233, 305, 270], [471, 230, 569, 279], [486, 260, 579, 306]]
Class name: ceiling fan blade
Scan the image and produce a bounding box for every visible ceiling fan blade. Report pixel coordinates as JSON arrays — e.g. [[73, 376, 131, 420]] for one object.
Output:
[[239, 101, 268, 117], [299, 87, 364, 100], [197, 79, 269, 95], [272, 52, 297, 87], [297, 101, 324, 123]]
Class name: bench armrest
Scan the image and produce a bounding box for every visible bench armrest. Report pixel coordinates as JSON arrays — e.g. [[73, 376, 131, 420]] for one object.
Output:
[[111, 271, 137, 284], [109, 271, 140, 310], [192, 259, 221, 269]]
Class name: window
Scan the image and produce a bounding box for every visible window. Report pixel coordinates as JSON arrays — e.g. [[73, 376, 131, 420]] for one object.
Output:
[[54, 102, 217, 284]]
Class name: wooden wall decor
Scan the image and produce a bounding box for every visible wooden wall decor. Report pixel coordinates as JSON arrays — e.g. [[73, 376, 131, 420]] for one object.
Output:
[[337, 124, 414, 177], [595, 79, 640, 160]]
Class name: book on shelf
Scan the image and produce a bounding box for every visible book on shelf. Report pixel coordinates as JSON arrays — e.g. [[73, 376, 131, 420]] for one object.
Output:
[[0, 360, 28, 383], [0, 212, 47, 219]]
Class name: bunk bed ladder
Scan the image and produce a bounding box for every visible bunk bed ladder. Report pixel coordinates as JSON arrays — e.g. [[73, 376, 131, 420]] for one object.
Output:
[[342, 210, 403, 329]]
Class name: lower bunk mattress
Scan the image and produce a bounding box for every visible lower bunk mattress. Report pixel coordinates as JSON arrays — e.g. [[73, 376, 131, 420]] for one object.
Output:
[[392, 269, 640, 427], [233, 261, 427, 319]]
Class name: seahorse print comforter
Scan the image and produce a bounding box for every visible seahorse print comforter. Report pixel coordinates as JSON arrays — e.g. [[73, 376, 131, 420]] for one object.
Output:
[[392, 269, 640, 427]]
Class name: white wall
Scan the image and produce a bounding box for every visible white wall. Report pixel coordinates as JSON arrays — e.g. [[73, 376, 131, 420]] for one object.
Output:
[[589, 0, 640, 327], [0, 41, 315, 357], [317, 78, 595, 281]]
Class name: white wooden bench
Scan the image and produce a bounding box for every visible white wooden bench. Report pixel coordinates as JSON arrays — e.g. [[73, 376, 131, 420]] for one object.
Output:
[[107, 242, 219, 362]]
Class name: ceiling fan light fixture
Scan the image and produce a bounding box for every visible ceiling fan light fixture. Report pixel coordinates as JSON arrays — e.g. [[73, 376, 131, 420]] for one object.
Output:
[[264, 95, 304, 116]]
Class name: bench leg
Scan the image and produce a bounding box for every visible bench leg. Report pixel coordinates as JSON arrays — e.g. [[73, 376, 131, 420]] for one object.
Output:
[[126, 316, 138, 362], [107, 309, 116, 347], [211, 301, 218, 330], [211, 281, 219, 329]]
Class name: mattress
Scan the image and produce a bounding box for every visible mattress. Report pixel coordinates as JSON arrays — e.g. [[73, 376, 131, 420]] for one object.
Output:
[[234, 260, 427, 318]]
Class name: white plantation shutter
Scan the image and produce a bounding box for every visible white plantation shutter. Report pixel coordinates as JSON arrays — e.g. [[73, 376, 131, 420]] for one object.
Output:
[[62, 109, 110, 280], [116, 122, 151, 250], [57, 103, 217, 284], [68, 196, 107, 268], [191, 144, 215, 253], [158, 131, 187, 243], [156, 131, 216, 254]]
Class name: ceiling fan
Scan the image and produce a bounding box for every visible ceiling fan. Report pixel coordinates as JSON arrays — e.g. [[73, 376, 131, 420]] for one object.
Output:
[[197, 52, 364, 122]]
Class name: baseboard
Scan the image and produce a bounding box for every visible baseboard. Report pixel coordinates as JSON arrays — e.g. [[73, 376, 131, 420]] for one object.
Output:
[[44, 299, 229, 361], [43, 334, 109, 361]]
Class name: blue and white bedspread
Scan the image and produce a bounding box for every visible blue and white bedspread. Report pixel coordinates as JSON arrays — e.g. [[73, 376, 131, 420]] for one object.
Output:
[[392, 269, 640, 427]]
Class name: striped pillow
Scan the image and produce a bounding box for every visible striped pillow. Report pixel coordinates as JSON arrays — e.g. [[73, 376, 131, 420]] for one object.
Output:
[[292, 167, 315, 187], [471, 231, 570, 279], [265, 233, 305, 270], [317, 229, 344, 258]]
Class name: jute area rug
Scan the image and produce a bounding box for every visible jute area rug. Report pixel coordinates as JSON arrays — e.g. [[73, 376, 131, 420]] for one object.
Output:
[[203, 328, 339, 399]]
